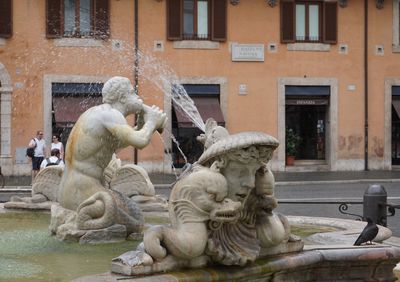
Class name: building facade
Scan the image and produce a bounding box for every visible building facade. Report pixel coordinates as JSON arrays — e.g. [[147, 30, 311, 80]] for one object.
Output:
[[0, 0, 399, 175]]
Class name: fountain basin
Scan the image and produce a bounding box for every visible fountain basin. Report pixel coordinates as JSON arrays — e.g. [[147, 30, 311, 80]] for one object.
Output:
[[87, 246, 400, 281], [1, 205, 399, 281], [103, 217, 400, 281]]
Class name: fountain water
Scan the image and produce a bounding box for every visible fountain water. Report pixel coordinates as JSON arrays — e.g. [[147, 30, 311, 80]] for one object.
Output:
[[137, 49, 206, 132]]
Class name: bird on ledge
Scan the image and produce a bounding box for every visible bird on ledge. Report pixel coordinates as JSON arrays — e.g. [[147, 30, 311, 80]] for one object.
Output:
[[354, 217, 379, 246]]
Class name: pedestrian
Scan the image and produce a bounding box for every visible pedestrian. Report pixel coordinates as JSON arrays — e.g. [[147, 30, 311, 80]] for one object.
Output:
[[51, 134, 64, 160], [28, 130, 46, 184], [40, 148, 64, 170]]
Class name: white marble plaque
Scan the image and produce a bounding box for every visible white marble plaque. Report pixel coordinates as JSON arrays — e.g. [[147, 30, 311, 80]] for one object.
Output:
[[232, 44, 264, 62]]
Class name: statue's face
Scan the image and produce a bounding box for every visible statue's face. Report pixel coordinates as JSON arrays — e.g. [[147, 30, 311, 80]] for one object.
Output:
[[125, 85, 143, 114], [221, 158, 262, 203]]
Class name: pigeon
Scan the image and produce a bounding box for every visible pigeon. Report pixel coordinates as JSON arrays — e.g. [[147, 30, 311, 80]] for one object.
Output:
[[353, 217, 379, 246]]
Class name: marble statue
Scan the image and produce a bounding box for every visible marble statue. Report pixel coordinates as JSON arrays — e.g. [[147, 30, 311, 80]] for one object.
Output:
[[57, 76, 166, 211], [144, 165, 242, 260], [48, 76, 167, 243], [112, 119, 300, 275]]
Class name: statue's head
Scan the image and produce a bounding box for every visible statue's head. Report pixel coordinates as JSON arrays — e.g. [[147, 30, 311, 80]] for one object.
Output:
[[196, 119, 279, 203], [102, 76, 143, 113], [102, 76, 130, 103]]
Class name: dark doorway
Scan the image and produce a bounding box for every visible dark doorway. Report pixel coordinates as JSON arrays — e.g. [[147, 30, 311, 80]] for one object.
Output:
[[51, 83, 103, 149], [171, 84, 224, 168], [392, 100, 400, 165], [286, 104, 327, 160]]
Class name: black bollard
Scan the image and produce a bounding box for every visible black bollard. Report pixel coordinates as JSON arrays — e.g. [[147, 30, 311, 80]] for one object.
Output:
[[363, 184, 387, 226]]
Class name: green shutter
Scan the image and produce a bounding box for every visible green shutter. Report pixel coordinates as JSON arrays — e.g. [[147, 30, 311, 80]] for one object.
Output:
[[167, 0, 182, 40], [46, 0, 62, 38], [94, 0, 110, 39], [281, 0, 294, 43], [212, 0, 227, 41], [323, 1, 337, 44]]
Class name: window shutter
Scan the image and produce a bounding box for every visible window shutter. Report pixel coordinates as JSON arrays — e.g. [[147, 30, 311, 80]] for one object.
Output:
[[212, 0, 227, 42], [167, 0, 182, 40], [94, 0, 110, 39], [0, 0, 12, 38], [323, 1, 337, 44], [280, 1, 294, 43], [46, 0, 62, 38]]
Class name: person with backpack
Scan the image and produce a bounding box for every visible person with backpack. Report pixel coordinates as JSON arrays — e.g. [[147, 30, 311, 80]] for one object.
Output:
[[28, 130, 46, 184], [40, 148, 64, 170]]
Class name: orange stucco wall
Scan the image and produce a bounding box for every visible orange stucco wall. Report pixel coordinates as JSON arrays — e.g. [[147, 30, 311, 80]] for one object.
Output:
[[0, 0, 399, 175]]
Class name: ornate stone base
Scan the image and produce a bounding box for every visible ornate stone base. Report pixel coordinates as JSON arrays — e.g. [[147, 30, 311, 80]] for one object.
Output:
[[50, 203, 135, 244], [78, 244, 400, 281], [110, 240, 305, 277]]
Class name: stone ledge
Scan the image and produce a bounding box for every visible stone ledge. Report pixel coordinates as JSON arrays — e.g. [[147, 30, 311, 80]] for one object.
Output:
[[173, 40, 220, 49], [53, 38, 104, 47], [287, 43, 331, 52], [78, 245, 400, 281]]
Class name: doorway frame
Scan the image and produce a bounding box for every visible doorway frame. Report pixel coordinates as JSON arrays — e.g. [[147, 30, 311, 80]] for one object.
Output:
[[277, 77, 338, 171], [0, 62, 12, 175], [384, 78, 400, 169]]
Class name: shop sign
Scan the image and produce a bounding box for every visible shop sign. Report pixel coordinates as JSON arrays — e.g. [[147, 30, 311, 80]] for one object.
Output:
[[286, 99, 328, 105], [232, 44, 264, 62]]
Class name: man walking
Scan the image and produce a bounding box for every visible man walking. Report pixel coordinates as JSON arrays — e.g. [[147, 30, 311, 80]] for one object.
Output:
[[28, 130, 46, 184]]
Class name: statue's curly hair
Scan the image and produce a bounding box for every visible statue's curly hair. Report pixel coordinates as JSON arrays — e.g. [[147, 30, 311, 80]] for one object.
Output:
[[102, 76, 130, 104]]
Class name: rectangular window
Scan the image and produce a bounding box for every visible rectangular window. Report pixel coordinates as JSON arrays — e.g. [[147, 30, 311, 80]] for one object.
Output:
[[308, 4, 319, 41], [182, 0, 209, 40], [295, 2, 321, 42], [167, 0, 226, 42], [392, 0, 400, 52], [80, 0, 92, 35], [0, 0, 12, 38], [295, 4, 305, 41], [46, 0, 109, 39], [197, 1, 208, 38], [64, 0, 92, 37], [183, 0, 194, 37], [281, 0, 336, 44]]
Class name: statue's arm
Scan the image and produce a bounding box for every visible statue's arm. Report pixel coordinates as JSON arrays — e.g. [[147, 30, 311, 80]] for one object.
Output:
[[107, 122, 158, 149], [102, 105, 166, 149]]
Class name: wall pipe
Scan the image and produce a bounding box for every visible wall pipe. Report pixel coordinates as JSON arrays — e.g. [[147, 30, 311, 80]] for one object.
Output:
[[134, 0, 139, 164], [364, 0, 369, 170]]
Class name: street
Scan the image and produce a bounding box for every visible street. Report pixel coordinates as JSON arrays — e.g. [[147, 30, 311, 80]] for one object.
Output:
[[275, 182, 400, 237]]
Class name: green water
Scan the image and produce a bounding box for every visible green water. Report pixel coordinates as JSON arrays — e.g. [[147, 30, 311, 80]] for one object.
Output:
[[0, 212, 139, 282], [291, 223, 339, 238], [0, 212, 339, 282]]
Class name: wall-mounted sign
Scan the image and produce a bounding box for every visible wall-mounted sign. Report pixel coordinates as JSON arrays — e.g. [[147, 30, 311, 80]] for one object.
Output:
[[232, 44, 264, 62], [286, 99, 329, 105]]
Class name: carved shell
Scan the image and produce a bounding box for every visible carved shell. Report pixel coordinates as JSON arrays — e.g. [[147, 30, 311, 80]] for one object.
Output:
[[32, 166, 63, 202], [197, 131, 279, 165], [110, 164, 155, 197], [103, 156, 122, 189]]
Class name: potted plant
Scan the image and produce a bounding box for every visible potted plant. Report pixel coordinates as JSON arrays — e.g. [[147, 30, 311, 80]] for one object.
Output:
[[285, 127, 301, 166]]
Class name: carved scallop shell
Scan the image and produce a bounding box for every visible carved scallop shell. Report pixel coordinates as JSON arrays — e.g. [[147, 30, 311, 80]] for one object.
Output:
[[197, 131, 279, 165], [110, 164, 155, 197], [32, 166, 64, 201]]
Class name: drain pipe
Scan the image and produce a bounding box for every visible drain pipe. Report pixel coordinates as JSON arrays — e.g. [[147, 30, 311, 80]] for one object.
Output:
[[134, 0, 139, 164], [364, 0, 369, 171]]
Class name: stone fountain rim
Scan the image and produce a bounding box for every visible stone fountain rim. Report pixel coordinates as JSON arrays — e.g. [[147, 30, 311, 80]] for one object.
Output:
[[288, 215, 393, 243]]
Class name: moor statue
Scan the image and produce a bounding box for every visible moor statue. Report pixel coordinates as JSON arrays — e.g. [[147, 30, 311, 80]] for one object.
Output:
[[112, 119, 298, 275], [51, 76, 167, 242]]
